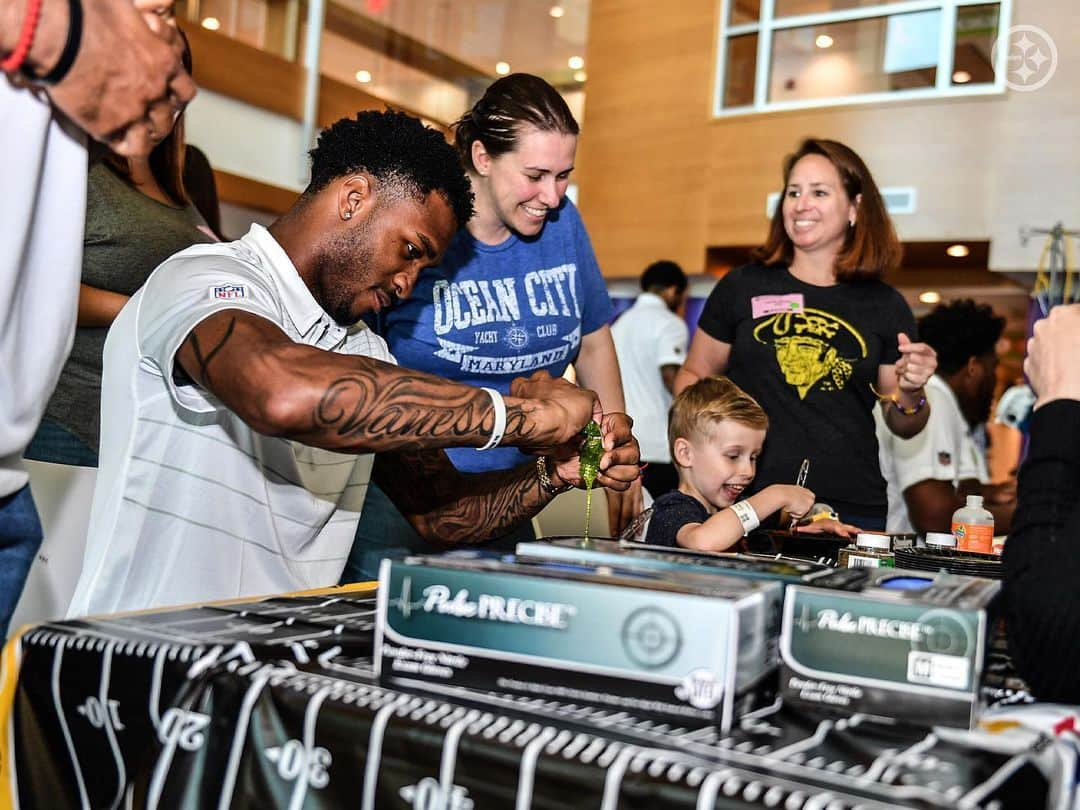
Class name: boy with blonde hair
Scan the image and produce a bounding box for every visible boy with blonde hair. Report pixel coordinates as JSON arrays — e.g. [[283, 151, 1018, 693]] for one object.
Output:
[[645, 377, 849, 550]]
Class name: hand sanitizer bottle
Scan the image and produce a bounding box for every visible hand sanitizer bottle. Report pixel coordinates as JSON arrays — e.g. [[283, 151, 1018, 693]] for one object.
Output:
[[952, 495, 994, 554]]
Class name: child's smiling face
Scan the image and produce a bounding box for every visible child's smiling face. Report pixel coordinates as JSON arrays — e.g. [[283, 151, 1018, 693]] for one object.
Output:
[[674, 419, 765, 512]]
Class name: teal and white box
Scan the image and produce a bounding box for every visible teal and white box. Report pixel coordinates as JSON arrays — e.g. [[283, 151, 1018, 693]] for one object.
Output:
[[780, 570, 999, 729], [375, 554, 781, 731]]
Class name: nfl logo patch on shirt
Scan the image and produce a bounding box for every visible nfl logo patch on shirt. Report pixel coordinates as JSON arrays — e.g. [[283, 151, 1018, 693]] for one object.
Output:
[[938, 451, 952, 466], [212, 284, 246, 300]]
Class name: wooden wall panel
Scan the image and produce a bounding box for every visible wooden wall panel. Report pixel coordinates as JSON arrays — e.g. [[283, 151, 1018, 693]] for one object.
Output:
[[578, 0, 1080, 278], [317, 76, 451, 136], [577, 0, 720, 280], [186, 24, 449, 133], [185, 24, 305, 120], [214, 170, 298, 215]]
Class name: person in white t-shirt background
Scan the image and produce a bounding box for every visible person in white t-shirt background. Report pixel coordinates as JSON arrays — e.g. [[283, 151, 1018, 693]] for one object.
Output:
[[2, 0, 196, 638], [877, 299, 1016, 535], [611, 260, 689, 497], [68, 110, 640, 617]]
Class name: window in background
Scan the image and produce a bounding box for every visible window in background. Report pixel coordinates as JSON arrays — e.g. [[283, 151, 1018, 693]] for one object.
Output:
[[774, 0, 912, 15], [724, 33, 759, 106], [729, 0, 760, 25], [715, 0, 1005, 114], [179, 0, 591, 128], [180, 0, 278, 52], [952, 3, 999, 85]]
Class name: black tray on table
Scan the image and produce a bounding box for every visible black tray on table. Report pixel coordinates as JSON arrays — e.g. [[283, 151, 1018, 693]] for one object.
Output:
[[893, 546, 1004, 579], [747, 530, 852, 564]]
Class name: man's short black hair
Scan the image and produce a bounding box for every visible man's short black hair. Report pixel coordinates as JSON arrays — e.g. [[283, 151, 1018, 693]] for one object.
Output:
[[306, 110, 474, 227], [918, 299, 1005, 375], [641, 260, 687, 293]]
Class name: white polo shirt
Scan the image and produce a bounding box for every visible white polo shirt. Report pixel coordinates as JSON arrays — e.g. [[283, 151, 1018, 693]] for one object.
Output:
[[0, 81, 87, 496], [69, 224, 390, 616], [611, 293, 688, 463], [876, 374, 989, 534]]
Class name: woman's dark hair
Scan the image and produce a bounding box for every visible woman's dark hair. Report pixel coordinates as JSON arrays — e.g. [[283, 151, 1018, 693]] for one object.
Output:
[[753, 138, 901, 282], [105, 27, 191, 206], [453, 73, 579, 172]]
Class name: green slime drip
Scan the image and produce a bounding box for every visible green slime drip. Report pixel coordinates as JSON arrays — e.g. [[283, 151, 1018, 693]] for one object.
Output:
[[579, 421, 604, 541]]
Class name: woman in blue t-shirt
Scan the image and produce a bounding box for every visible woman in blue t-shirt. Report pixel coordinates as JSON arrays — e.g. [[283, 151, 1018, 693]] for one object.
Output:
[[674, 139, 938, 529], [342, 74, 637, 580]]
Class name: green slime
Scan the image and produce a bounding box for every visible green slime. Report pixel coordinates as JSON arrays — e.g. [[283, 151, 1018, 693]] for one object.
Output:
[[579, 421, 604, 541]]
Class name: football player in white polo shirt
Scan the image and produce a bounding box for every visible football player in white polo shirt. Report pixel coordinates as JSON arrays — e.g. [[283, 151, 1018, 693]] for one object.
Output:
[[69, 111, 639, 616]]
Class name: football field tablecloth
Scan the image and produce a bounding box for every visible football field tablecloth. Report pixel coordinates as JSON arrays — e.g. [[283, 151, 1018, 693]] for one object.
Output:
[[2, 587, 1077, 809]]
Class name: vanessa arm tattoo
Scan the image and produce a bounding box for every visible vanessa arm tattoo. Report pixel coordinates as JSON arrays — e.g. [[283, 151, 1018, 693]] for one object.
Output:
[[313, 369, 547, 452], [172, 311, 576, 452]]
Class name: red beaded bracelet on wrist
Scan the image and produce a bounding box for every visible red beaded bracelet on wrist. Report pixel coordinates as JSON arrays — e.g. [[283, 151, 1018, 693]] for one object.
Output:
[[1, 0, 44, 74]]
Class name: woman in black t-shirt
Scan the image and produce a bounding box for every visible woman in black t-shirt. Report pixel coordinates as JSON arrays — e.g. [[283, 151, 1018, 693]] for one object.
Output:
[[675, 139, 937, 528]]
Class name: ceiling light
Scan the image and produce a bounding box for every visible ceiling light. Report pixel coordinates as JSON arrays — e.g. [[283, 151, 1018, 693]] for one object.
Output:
[[201, 16, 220, 30], [919, 291, 941, 305], [815, 34, 834, 48], [946, 244, 970, 258], [355, 70, 372, 83], [549, 5, 564, 17], [495, 61, 511, 75], [952, 70, 972, 84], [574, 70, 587, 82], [568, 55, 584, 70]]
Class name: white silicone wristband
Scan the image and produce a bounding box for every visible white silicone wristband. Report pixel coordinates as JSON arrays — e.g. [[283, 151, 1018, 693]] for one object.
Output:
[[478, 387, 506, 451], [729, 500, 760, 536]]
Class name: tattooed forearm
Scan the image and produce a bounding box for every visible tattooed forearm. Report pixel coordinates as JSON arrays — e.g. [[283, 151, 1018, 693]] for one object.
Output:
[[186, 316, 237, 386], [313, 371, 550, 452], [421, 470, 541, 544], [173, 309, 589, 454], [374, 449, 548, 545]]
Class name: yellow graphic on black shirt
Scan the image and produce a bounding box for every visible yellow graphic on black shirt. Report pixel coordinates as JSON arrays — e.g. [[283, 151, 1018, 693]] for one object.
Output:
[[753, 308, 867, 400]]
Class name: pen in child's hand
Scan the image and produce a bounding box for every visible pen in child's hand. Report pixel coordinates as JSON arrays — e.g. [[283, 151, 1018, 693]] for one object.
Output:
[[789, 458, 810, 532], [795, 458, 810, 488]]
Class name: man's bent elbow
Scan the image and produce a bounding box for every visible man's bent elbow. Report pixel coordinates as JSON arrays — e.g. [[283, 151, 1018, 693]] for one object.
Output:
[[229, 353, 319, 438]]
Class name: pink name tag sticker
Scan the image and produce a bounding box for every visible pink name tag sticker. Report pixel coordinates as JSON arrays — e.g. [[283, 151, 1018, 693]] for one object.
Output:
[[751, 293, 805, 318]]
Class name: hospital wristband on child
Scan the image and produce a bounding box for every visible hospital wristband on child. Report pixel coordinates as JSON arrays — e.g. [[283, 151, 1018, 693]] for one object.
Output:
[[730, 500, 760, 536], [478, 387, 506, 450]]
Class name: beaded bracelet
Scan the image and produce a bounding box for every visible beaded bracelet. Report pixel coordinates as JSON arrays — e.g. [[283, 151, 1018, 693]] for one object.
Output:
[[1, 0, 44, 74], [870, 383, 927, 416], [892, 394, 927, 416]]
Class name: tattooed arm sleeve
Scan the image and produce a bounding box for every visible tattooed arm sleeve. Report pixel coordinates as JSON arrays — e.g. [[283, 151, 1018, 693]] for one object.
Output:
[[174, 309, 598, 454], [373, 448, 553, 545]]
